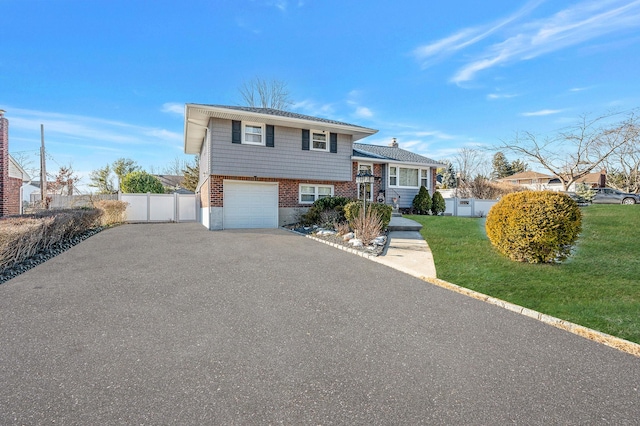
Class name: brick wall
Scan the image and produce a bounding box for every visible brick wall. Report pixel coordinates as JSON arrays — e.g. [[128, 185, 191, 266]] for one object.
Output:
[[207, 170, 361, 209], [6, 177, 21, 215], [0, 111, 9, 217]]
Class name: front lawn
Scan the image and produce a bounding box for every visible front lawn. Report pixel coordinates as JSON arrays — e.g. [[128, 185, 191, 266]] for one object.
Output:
[[407, 205, 640, 344]]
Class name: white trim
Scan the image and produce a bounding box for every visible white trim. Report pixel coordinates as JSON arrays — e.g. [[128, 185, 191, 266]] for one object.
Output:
[[242, 122, 265, 145], [299, 183, 334, 204], [310, 129, 329, 152]]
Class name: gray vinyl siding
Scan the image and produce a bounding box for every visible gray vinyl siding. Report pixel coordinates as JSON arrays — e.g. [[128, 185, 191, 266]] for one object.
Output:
[[209, 118, 352, 181], [387, 188, 419, 208]]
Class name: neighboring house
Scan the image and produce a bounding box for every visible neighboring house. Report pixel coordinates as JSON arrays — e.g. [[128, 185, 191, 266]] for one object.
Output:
[[184, 104, 443, 230], [153, 174, 194, 194], [500, 170, 606, 192], [1, 110, 31, 216]]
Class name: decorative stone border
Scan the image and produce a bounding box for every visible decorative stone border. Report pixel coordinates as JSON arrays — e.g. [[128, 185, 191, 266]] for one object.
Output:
[[423, 277, 640, 358]]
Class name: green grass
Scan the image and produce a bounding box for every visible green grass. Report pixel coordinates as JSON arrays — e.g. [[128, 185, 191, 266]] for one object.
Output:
[[407, 205, 640, 344]]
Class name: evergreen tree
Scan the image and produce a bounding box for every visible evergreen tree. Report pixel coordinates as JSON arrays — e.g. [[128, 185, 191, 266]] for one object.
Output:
[[412, 186, 432, 215], [88, 165, 116, 194], [491, 152, 512, 179], [182, 157, 199, 192], [431, 191, 446, 216], [441, 161, 457, 189], [510, 159, 528, 175]]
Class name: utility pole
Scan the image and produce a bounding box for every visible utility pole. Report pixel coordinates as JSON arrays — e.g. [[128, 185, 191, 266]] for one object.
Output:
[[40, 124, 47, 203]]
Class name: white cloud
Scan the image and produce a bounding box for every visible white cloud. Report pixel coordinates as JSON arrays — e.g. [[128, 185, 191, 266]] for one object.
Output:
[[487, 92, 518, 100], [413, 0, 640, 83], [355, 106, 373, 118], [161, 102, 183, 114], [521, 109, 564, 116]]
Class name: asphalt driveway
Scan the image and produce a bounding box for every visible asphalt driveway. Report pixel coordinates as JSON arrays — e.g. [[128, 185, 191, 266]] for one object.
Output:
[[1, 223, 638, 425]]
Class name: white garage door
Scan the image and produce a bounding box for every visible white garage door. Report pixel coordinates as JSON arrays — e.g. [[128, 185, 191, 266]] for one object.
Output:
[[223, 181, 279, 229]]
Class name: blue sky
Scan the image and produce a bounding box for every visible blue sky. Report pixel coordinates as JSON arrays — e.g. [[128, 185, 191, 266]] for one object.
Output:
[[2, 0, 640, 191]]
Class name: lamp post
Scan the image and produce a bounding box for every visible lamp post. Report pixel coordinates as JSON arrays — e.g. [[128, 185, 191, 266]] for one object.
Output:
[[356, 170, 375, 217]]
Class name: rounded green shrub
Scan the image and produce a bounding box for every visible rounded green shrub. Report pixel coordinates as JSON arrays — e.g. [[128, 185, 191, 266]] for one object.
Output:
[[344, 201, 392, 229], [121, 171, 164, 194], [300, 196, 353, 225], [485, 191, 582, 263]]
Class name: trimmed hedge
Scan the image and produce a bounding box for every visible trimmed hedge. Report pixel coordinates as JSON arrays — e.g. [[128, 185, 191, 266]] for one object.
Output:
[[485, 191, 582, 263]]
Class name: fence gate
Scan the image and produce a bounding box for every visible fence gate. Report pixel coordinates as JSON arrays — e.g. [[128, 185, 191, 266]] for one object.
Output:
[[120, 193, 196, 223]]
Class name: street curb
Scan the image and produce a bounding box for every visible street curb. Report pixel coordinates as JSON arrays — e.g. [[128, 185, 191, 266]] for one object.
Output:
[[422, 277, 640, 358]]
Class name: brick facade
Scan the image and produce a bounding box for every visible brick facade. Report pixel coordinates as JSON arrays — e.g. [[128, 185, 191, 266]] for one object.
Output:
[[205, 161, 435, 210], [0, 111, 9, 217]]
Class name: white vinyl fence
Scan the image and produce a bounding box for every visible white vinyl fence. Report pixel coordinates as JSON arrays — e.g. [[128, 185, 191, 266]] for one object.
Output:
[[120, 193, 196, 223], [444, 198, 498, 217]]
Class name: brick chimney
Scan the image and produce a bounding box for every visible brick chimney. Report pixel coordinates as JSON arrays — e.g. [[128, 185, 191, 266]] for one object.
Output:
[[0, 110, 9, 217], [389, 137, 398, 148]]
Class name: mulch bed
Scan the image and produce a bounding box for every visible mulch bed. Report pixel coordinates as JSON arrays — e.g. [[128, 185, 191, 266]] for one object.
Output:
[[284, 224, 387, 257]]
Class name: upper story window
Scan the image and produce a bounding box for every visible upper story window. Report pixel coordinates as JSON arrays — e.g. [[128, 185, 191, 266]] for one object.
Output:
[[311, 130, 328, 151], [244, 123, 264, 145]]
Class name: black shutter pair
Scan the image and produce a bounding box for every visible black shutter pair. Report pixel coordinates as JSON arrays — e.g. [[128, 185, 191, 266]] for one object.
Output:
[[232, 120, 274, 147], [302, 130, 337, 153]]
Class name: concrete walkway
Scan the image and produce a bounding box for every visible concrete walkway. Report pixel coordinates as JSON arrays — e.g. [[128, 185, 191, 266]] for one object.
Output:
[[374, 216, 437, 279]]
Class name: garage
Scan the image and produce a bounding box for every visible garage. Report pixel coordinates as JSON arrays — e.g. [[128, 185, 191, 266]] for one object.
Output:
[[223, 181, 279, 229]]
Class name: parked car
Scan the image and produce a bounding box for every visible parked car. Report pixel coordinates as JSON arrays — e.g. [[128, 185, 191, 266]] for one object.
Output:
[[591, 188, 640, 205]]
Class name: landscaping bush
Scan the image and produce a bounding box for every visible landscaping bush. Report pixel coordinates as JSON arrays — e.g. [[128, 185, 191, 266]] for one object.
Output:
[[0, 209, 103, 273], [121, 171, 164, 194], [94, 200, 128, 226], [344, 201, 392, 229], [431, 190, 446, 215], [350, 208, 383, 246], [485, 191, 582, 263], [300, 196, 352, 226], [412, 186, 432, 215]]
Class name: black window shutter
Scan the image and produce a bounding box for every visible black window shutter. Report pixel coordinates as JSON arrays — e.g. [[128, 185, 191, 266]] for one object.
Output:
[[330, 133, 338, 153], [302, 129, 310, 150], [266, 125, 274, 147], [232, 120, 241, 144]]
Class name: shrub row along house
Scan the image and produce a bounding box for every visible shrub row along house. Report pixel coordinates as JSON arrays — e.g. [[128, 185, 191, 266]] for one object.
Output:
[[184, 104, 443, 230]]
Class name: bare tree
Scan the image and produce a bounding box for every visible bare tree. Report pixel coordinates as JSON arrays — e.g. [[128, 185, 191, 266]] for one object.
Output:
[[454, 147, 490, 183], [602, 137, 640, 193], [162, 156, 188, 175], [239, 77, 292, 110], [48, 165, 79, 196], [499, 111, 639, 191], [10, 151, 39, 180]]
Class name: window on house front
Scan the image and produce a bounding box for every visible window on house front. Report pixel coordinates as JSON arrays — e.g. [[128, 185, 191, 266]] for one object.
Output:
[[299, 184, 333, 204], [389, 166, 397, 186], [400, 168, 419, 187], [244, 123, 264, 145], [311, 131, 328, 151], [421, 169, 429, 188], [388, 165, 429, 188]]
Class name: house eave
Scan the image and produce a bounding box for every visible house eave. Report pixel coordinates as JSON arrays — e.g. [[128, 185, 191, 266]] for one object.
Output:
[[351, 155, 444, 168]]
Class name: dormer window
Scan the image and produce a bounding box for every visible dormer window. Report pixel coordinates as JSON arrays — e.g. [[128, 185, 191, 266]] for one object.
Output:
[[311, 130, 328, 151]]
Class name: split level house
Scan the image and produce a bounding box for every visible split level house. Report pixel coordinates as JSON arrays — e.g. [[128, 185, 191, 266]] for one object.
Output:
[[184, 104, 443, 230]]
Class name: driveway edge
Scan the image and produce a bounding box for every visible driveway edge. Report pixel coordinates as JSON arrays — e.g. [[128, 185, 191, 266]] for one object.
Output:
[[423, 277, 640, 358]]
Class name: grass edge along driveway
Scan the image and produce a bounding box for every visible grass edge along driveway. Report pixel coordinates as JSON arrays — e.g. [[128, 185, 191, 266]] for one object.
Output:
[[408, 205, 640, 344]]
